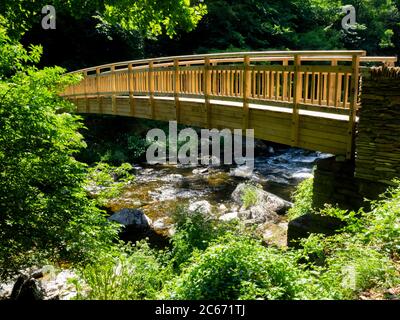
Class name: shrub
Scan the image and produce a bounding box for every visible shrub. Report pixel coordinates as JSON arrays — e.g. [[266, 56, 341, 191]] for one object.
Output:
[[241, 184, 259, 209], [86, 162, 134, 206], [170, 206, 226, 269], [73, 241, 171, 300], [164, 234, 315, 300], [287, 177, 314, 220], [0, 22, 119, 279], [318, 244, 399, 299]]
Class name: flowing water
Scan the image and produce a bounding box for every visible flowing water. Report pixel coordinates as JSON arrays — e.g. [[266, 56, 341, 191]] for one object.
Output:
[[109, 147, 330, 233]]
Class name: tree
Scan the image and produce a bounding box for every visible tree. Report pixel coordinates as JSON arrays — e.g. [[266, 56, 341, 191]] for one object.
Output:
[[0, 0, 207, 40], [145, 0, 400, 57], [0, 16, 119, 279]]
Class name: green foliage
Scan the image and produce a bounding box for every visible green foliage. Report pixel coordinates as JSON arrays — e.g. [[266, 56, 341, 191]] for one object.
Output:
[[101, 0, 207, 39], [149, 0, 400, 58], [73, 241, 172, 300], [287, 177, 314, 221], [319, 244, 398, 299], [86, 162, 134, 206], [127, 134, 149, 160], [241, 184, 259, 209], [170, 206, 232, 269], [0, 0, 206, 40], [163, 234, 314, 300], [0, 16, 42, 77], [70, 183, 400, 300], [0, 19, 119, 279]]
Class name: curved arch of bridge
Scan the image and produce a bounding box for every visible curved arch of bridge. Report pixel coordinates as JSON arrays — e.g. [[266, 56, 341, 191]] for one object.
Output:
[[61, 51, 397, 158]]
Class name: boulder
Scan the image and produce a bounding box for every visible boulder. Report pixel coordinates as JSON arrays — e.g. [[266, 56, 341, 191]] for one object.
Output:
[[261, 222, 288, 248], [1, 267, 79, 300], [188, 200, 212, 215], [219, 212, 239, 221], [192, 167, 209, 175], [152, 217, 172, 232], [218, 204, 228, 213], [287, 213, 345, 247], [231, 183, 292, 215], [10, 275, 44, 300], [229, 166, 254, 178], [108, 208, 152, 229], [238, 206, 280, 224]]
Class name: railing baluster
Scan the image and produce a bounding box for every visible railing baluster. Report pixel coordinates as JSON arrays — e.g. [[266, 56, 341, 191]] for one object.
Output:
[[291, 55, 301, 146], [204, 57, 212, 128], [243, 55, 251, 130], [111, 66, 116, 114], [149, 61, 155, 119], [128, 64, 135, 116], [343, 73, 350, 108], [174, 59, 181, 123], [84, 71, 89, 113]]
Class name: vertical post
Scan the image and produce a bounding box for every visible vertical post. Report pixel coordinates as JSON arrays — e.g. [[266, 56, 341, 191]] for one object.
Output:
[[212, 61, 218, 95], [72, 80, 78, 107], [243, 55, 251, 130], [96, 68, 102, 113], [282, 59, 289, 101], [111, 66, 116, 114], [149, 61, 155, 119], [328, 60, 337, 106], [204, 57, 212, 128], [174, 59, 181, 123], [84, 71, 89, 113], [346, 54, 361, 159], [128, 64, 135, 116], [291, 55, 302, 146]]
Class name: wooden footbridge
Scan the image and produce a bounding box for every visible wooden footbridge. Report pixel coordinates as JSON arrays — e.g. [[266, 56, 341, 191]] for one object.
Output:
[[61, 51, 396, 158]]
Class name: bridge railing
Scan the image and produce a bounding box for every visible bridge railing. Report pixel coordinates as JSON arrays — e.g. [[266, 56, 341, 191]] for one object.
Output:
[[62, 51, 396, 117]]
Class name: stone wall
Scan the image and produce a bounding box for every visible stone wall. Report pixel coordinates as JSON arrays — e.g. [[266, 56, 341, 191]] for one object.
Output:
[[311, 67, 400, 211], [288, 67, 400, 244], [355, 67, 400, 185], [312, 157, 388, 211]]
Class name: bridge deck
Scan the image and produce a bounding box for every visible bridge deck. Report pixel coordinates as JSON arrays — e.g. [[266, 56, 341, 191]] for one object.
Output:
[[75, 94, 351, 155], [62, 51, 397, 158]]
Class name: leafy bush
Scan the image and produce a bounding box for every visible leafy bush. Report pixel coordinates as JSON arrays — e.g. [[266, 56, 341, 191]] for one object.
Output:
[[170, 206, 236, 269], [163, 234, 315, 300], [73, 241, 171, 300], [241, 184, 259, 209], [0, 19, 119, 279], [86, 162, 134, 205], [287, 177, 314, 221], [319, 244, 398, 299]]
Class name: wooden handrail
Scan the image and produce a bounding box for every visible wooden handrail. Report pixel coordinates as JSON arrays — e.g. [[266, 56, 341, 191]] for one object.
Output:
[[68, 51, 372, 74], [61, 51, 398, 159], [64, 51, 394, 112]]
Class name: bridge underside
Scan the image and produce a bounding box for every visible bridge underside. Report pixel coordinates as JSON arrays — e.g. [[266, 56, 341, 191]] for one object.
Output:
[[73, 96, 350, 155]]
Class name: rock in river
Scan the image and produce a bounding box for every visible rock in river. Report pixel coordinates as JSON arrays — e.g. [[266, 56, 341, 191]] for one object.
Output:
[[188, 200, 212, 215], [108, 208, 152, 229], [231, 183, 292, 215]]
